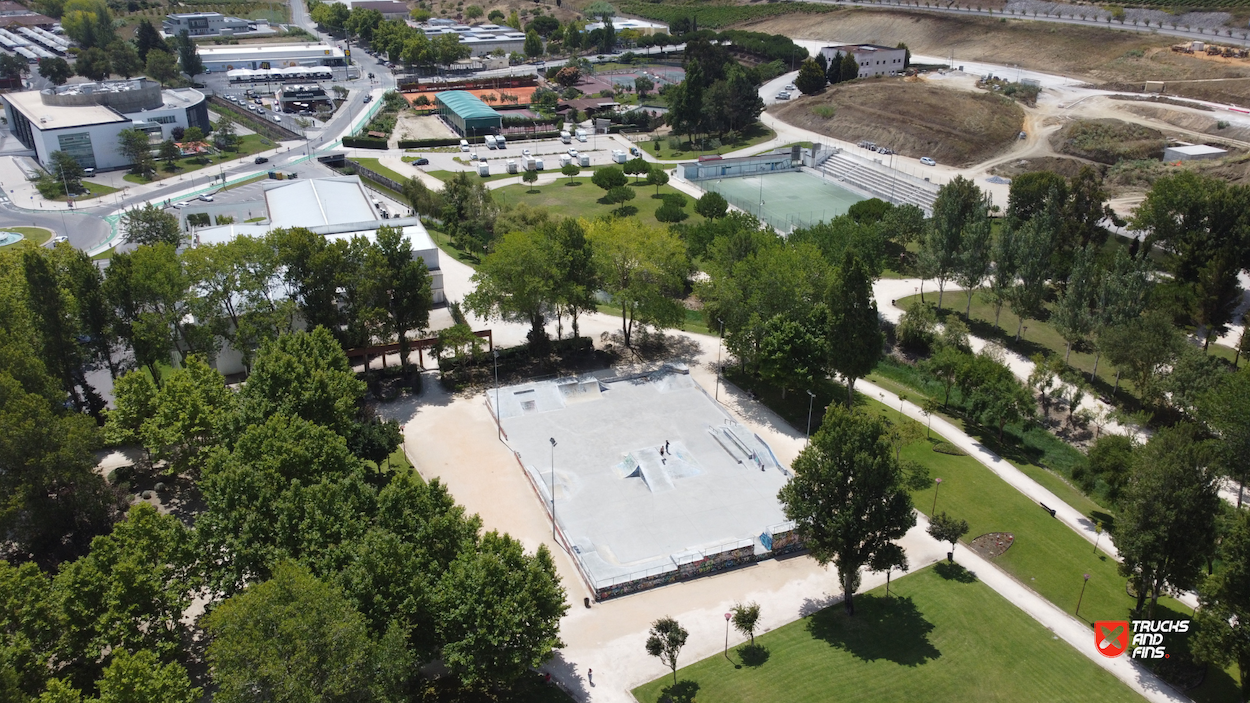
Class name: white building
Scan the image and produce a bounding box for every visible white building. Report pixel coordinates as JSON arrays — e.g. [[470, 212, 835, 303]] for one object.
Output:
[[193, 176, 444, 374], [820, 44, 908, 78], [322, 0, 409, 19], [196, 43, 347, 72], [162, 12, 255, 37], [1163, 144, 1227, 162], [409, 22, 527, 57], [1, 80, 209, 171], [585, 18, 668, 35]]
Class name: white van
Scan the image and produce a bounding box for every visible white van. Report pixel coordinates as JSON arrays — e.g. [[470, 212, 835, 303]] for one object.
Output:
[[612, 149, 627, 164], [560, 130, 572, 144], [534, 157, 545, 170], [496, 134, 506, 148], [575, 129, 588, 143], [459, 139, 469, 152], [485, 135, 498, 149]]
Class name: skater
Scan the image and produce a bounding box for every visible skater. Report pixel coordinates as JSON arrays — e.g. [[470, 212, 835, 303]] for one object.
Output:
[[665, 440, 670, 453]]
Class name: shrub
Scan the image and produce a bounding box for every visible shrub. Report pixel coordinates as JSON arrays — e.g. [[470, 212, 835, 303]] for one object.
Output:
[[896, 301, 937, 353], [932, 441, 967, 456], [656, 201, 687, 222]]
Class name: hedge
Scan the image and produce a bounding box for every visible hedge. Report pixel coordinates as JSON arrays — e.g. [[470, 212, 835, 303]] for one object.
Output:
[[397, 137, 464, 148], [342, 136, 388, 149]]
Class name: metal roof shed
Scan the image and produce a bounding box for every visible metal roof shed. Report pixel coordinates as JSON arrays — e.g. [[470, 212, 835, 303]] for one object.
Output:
[[436, 90, 501, 136]]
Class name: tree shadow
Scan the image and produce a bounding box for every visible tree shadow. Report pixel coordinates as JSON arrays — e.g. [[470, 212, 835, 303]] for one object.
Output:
[[612, 205, 638, 218], [934, 560, 978, 583], [658, 680, 700, 703], [806, 594, 941, 667], [737, 643, 770, 668]]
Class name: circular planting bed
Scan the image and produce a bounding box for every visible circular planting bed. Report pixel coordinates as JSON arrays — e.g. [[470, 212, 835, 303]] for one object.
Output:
[[969, 532, 1015, 559]]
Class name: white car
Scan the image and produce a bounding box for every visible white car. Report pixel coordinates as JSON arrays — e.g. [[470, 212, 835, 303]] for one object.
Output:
[[52, 235, 67, 243], [775, 92, 790, 100], [785, 84, 796, 91], [522, 148, 532, 156], [271, 114, 281, 123], [567, 148, 578, 156], [920, 157, 937, 166], [173, 201, 187, 209], [200, 194, 214, 202]]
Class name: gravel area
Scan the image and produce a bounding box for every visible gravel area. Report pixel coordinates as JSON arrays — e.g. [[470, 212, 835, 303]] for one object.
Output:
[[1004, 0, 1233, 32]]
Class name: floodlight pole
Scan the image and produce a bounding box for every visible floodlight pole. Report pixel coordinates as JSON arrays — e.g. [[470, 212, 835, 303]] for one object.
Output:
[[805, 389, 816, 443], [932, 477, 943, 514], [493, 349, 501, 440], [549, 437, 557, 540], [724, 612, 731, 657], [1076, 574, 1090, 616], [714, 318, 724, 401]]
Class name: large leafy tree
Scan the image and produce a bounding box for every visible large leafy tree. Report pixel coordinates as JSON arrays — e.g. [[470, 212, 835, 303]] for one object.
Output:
[[38, 57, 74, 85], [22, 250, 98, 413], [586, 217, 688, 347], [74, 47, 111, 81], [778, 404, 916, 615], [0, 561, 58, 698], [144, 49, 178, 86], [363, 226, 432, 369], [204, 561, 377, 703], [920, 176, 985, 309], [1192, 508, 1250, 701], [550, 219, 598, 340], [174, 30, 203, 80], [120, 205, 180, 247], [1196, 366, 1250, 508], [793, 58, 826, 95], [106, 41, 142, 79], [133, 19, 167, 62], [433, 532, 567, 688], [757, 307, 827, 400], [826, 251, 881, 404], [1100, 311, 1182, 406], [237, 327, 366, 436], [466, 228, 559, 348], [1113, 424, 1220, 617], [104, 243, 206, 377], [1052, 245, 1097, 363]]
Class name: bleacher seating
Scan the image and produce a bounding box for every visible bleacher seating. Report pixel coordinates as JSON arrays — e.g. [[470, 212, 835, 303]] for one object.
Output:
[[817, 152, 939, 214]]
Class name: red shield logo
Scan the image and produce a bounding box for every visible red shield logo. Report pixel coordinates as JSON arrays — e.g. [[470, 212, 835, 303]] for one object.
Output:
[[1095, 621, 1129, 658]]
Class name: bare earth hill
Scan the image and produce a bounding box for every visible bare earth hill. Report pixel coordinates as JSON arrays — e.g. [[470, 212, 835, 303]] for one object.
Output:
[[770, 79, 1025, 167], [1049, 118, 1166, 164]]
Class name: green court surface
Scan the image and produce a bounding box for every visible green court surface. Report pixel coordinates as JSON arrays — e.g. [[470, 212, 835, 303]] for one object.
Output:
[[701, 170, 865, 231]]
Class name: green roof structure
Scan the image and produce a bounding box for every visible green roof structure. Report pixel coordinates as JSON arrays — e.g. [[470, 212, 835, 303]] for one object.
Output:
[[435, 90, 501, 137]]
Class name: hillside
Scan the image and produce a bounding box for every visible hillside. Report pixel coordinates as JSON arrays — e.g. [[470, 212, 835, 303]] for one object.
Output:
[[770, 79, 1024, 167]]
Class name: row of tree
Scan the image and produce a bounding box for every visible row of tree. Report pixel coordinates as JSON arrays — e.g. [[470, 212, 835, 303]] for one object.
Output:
[[32, 23, 201, 89], [665, 40, 767, 145]]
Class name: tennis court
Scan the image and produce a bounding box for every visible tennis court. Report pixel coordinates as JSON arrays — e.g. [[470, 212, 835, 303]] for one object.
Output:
[[702, 170, 867, 231]]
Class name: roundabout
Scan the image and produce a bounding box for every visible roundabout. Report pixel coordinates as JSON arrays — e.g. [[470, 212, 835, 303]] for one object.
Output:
[[0, 227, 54, 250]]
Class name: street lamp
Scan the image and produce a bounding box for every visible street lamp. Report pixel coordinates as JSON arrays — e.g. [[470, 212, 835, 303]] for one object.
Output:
[[493, 349, 501, 441], [1093, 522, 1103, 555], [724, 612, 732, 657], [1076, 573, 1090, 617], [714, 318, 724, 401], [549, 437, 557, 540], [806, 389, 816, 442], [932, 477, 943, 514]]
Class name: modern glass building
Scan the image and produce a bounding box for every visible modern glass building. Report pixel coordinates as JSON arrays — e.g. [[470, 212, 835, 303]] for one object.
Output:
[[435, 91, 501, 137]]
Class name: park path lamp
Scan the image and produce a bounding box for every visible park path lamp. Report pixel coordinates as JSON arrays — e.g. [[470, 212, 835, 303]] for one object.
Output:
[[1076, 574, 1090, 617], [714, 318, 724, 401], [549, 437, 557, 540], [724, 612, 731, 657], [1093, 522, 1103, 554], [493, 349, 501, 440], [932, 477, 943, 514], [806, 389, 816, 443]]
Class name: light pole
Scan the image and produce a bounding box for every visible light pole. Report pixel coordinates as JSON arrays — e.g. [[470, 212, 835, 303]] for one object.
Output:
[[714, 318, 724, 401], [493, 349, 501, 440], [549, 437, 557, 540], [1076, 574, 1090, 617], [806, 389, 816, 442], [1093, 522, 1103, 554], [724, 612, 731, 657], [932, 477, 943, 514]]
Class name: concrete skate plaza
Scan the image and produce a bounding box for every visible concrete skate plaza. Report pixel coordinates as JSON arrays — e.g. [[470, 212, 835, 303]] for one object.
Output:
[[490, 366, 791, 592]]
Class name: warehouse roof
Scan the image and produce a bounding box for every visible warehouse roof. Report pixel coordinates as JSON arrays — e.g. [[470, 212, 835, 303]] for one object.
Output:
[[435, 90, 499, 120], [263, 176, 376, 227], [1, 90, 129, 130]]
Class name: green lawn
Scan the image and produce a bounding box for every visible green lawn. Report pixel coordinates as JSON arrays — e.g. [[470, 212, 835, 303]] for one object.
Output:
[[350, 157, 411, 185], [638, 122, 775, 160], [124, 134, 274, 184], [0, 226, 53, 250], [596, 304, 713, 336], [427, 225, 479, 268], [50, 180, 119, 202], [91, 246, 115, 261], [632, 565, 1142, 703], [425, 168, 524, 184], [492, 181, 705, 230], [724, 369, 1241, 700]]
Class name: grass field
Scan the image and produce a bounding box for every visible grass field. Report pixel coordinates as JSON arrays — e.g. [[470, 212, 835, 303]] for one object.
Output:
[[124, 134, 274, 184], [492, 181, 706, 230], [639, 122, 776, 160], [632, 565, 1142, 703], [0, 226, 54, 250], [350, 157, 411, 185]]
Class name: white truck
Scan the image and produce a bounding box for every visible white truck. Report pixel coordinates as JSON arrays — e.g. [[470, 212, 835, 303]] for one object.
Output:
[[478, 162, 490, 177], [575, 129, 588, 143], [485, 135, 497, 149], [524, 158, 537, 171], [579, 154, 590, 167], [507, 160, 518, 174], [560, 130, 572, 144], [612, 149, 627, 164]]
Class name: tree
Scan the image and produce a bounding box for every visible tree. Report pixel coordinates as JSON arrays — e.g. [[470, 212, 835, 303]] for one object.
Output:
[[134, 19, 167, 62], [954, 203, 992, 318], [1100, 311, 1182, 406], [213, 114, 238, 151], [21, 250, 96, 414], [61, 0, 113, 48], [523, 29, 543, 58], [603, 185, 635, 211], [1007, 208, 1055, 340], [591, 166, 628, 193], [927, 512, 969, 560], [826, 50, 843, 84], [1052, 245, 1097, 363], [463, 4, 483, 20], [1114, 424, 1220, 617], [439, 172, 499, 253], [634, 75, 654, 98], [586, 218, 688, 347], [131, 357, 236, 473], [623, 157, 650, 183], [841, 52, 859, 81], [962, 353, 1035, 441], [121, 204, 180, 246], [553, 65, 581, 87], [645, 617, 688, 686], [204, 561, 376, 703], [238, 328, 366, 437], [107, 40, 142, 79], [144, 49, 178, 85], [646, 167, 670, 196], [794, 58, 826, 95], [897, 42, 911, 67], [1191, 508, 1250, 701], [521, 169, 539, 192], [1006, 171, 1067, 228], [346, 7, 383, 41], [827, 252, 882, 405], [466, 228, 559, 347], [757, 310, 826, 399], [0, 53, 27, 80], [1084, 433, 1134, 502], [1196, 366, 1250, 508], [363, 226, 432, 370], [731, 602, 761, 646], [921, 176, 984, 310], [37, 57, 73, 85], [695, 191, 728, 219], [49, 150, 84, 194], [434, 532, 568, 688], [778, 404, 916, 615], [158, 139, 179, 169], [560, 163, 580, 183], [94, 649, 199, 703], [74, 47, 111, 81]]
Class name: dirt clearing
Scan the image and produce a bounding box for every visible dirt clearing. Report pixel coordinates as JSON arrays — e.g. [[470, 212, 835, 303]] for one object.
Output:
[[990, 156, 1100, 179], [1050, 118, 1166, 164], [393, 114, 457, 142], [770, 79, 1024, 167]]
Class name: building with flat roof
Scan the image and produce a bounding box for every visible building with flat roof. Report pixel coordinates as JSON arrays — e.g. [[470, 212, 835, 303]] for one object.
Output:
[[819, 44, 908, 78], [196, 43, 347, 72], [585, 18, 667, 35], [436, 90, 501, 136], [193, 176, 444, 375], [1164, 144, 1227, 161], [162, 12, 255, 37], [410, 22, 527, 57], [1, 80, 208, 171], [324, 0, 409, 18], [0, 1, 54, 29]]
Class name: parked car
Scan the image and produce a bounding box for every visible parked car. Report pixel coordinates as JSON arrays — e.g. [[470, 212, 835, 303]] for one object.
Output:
[[785, 84, 796, 91], [522, 148, 532, 156], [254, 98, 262, 105], [363, 95, 373, 104], [920, 156, 937, 166], [775, 92, 790, 100], [414, 157, 429, 165], [271, 115, 281, 123], [255, 156, 269, 164]]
